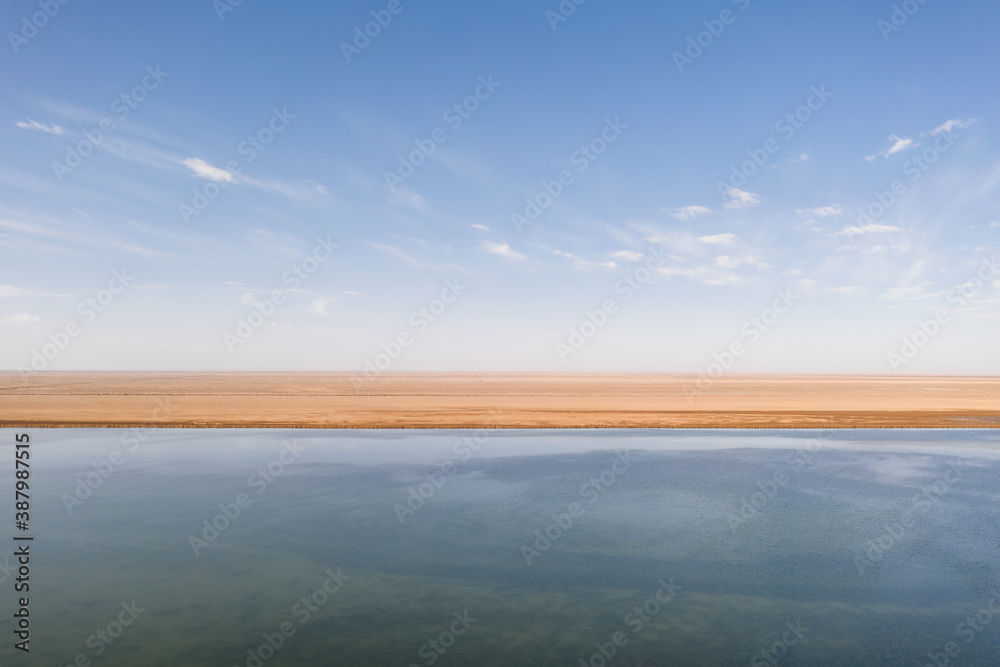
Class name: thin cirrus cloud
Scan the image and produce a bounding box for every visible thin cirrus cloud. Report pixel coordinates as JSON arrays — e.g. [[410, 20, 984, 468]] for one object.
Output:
[[837, 224, 902, 236], [483, 241, 526, 261], [797, 206, 842, 218], [697, 233, 737, 245], [610, 250, 645, 262], [722, 187, 760, 209], [555, 250, 616, 271], [714, 255, 772, 270], [305, 179, 329, 195], [668, 205, 712, 219], [5, 313, 40, 324], [866, 119, 976, 162], [866, 134, 917, 161], [930, 118, 975, 135], [15, 119, 65, 136], [181, 158, 237, 183]]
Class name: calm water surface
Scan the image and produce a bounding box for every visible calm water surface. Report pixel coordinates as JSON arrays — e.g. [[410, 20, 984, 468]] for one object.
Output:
[[2, 428, 999, 666]]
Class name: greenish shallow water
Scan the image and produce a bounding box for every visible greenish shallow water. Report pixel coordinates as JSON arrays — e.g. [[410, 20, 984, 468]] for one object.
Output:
[[1, 429, 1000, 666]]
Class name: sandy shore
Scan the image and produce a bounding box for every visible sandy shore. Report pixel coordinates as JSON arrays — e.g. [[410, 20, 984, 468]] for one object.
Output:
[[1, 372, 999, 429]]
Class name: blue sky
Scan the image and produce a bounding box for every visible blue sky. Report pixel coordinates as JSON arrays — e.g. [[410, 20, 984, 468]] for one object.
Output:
[[2, 0, 999, 374]]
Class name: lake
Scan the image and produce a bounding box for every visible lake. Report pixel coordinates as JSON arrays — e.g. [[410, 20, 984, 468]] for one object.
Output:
[[2, 428, 999, 666]]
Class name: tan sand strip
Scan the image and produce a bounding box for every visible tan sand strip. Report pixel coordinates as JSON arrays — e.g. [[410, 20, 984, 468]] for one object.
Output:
[[1, 373, 998, 429]]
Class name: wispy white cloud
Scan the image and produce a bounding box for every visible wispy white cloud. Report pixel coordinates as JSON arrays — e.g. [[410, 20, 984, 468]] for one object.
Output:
[[866, 135, 917, 161], [657, 264, 744, 287], [714, 255, 741, 269], [837, 224, 902, 236], [0, 286, 68, 298], [102, 136, 181, 170], [367, 240, 466, 273], [881, 283, 934, 300], [797, 206, 842, 218], [714, 255, 771, 270], [181, 158, 237, 183], [610, 250, 645, 262], [643, 230, 701, 256], [723, 188, 760, 209], [388, 189, 427, 212], [5, 313, 41, 324], [0, 218, 57, 236], [555, 250, 617, 270], [309, 298, 334, 316], [668, 205, 711, 219], [368, 243, 424, 269], [930, 118, 975, 135], [16, 119, 64, 135], [239, 175, 317, 202], [470, 224, 490, 231], [697, 233, 737, 245], [484, 241, 526, 261], [306, 180, 329, 195]]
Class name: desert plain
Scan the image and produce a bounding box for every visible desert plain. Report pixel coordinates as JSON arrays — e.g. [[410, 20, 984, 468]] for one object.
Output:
[[1, 372, 999, 429]]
